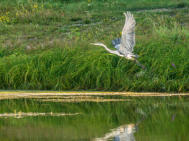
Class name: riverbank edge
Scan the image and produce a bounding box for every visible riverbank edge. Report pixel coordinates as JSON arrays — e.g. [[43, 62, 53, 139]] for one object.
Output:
[[0, 91, 188, 100]]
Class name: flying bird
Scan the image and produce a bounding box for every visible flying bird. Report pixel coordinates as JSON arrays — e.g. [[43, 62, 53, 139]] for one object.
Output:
[[91, 12, 145, 69]]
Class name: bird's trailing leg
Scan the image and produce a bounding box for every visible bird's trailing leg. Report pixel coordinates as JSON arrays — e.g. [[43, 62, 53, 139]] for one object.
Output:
[[135, 59, 145, 70]]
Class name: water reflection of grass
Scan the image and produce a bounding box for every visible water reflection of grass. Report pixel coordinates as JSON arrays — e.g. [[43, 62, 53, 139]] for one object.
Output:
[[0, 97, 188, 140], [136, 98, 189, 141], [0, 98, 138, 140]]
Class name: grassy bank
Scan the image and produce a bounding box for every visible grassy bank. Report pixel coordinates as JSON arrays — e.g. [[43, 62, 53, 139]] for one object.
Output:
[[0, 0, 189, 92]]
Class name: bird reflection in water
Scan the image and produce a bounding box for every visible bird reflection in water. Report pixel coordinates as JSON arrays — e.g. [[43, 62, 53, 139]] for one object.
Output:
[[95, 123, 136, 141]]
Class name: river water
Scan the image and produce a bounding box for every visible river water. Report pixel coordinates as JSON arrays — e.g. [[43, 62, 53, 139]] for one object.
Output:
[[0, 93, 188, 141]]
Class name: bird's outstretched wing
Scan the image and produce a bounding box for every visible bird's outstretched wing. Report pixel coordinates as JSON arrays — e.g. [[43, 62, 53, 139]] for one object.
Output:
[[119, 12, 136, 55]]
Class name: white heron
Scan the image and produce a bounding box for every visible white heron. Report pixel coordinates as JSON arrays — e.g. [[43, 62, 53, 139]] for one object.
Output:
[[91, 12, 145, 69]]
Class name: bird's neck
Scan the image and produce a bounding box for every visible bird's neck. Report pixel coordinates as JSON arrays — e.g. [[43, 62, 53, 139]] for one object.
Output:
[[98, 43, 114, 53], [98, 43, 123, 56]]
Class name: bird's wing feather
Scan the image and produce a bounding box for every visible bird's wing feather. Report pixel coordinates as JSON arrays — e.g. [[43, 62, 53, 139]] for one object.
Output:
[[112, 38, 121, 47], [119, 12, 136, 55], [112, 38, 121, 50]]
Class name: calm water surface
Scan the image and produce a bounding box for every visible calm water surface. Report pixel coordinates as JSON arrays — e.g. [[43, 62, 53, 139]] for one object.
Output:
[[0, 95, 188, 141]]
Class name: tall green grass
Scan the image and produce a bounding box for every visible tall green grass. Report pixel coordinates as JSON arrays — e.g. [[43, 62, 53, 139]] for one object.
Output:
[[0, 24, 188, 92], [0, 0, 188, 92]]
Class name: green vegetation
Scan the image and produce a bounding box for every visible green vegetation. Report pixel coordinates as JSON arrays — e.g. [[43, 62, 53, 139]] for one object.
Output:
[[0, 0, 189, 92]]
